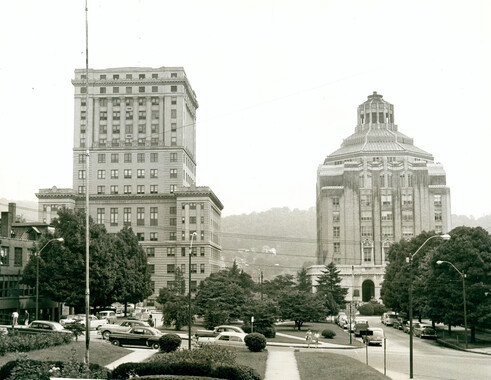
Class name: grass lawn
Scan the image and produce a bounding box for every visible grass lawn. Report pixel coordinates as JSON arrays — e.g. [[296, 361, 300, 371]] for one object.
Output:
[[0, 339, 130, 369], [295, 351, 390, 380], [235, 348, 268, 379]]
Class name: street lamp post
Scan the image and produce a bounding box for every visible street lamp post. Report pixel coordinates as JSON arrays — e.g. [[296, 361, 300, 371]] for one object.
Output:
[[408, 234, 450, 379], [437, 260, 467, 348], [188, 232, 197, 350], [36, 238, 64, 320]]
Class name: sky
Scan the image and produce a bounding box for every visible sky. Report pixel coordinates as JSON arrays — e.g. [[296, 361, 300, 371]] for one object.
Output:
[[0, 0, 490, 218]]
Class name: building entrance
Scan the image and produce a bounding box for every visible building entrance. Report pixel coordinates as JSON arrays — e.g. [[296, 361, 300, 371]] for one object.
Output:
[[362, 280, 375, 302]]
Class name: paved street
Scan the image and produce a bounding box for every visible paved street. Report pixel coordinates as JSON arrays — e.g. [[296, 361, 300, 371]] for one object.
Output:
[[331, 316, 490, 380]]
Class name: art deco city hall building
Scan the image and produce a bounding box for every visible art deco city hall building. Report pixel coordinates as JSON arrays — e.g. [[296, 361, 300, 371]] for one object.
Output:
[[37, 67, 224, 303], [309, 92, 451, 302]]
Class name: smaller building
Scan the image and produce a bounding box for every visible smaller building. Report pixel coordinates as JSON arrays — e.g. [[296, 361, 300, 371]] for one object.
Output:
[[0, 203, 58, 325]]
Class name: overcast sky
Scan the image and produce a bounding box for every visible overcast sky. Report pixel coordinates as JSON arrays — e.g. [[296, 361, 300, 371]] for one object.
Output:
[[0, 0, 490, 218]]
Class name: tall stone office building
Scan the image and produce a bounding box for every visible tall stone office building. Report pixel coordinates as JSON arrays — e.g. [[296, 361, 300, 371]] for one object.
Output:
[[309, 92, 451, 303], [37, 67, 224, 304]]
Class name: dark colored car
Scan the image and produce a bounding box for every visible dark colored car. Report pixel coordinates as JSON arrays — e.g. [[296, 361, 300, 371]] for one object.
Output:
[[20, 320, 73, 336], [393, 316, 408, 330], [420, 326, 437, 339], [108, 326, 163, 349]]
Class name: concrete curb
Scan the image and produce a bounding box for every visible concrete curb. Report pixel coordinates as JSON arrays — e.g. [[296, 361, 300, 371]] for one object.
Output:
[[436, 339, 491, 356]]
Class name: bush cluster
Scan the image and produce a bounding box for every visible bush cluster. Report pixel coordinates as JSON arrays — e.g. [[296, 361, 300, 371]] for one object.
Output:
[[241, 325, 276, 338], [158, 334, 182, 353], [0, 358, 108, 380], [244, 333, 266, 352], [0, 332, 72, 356], [149, 344, 237, 367], [358, 301, 386, 316], [109, 361, 260, 380], [321, 329, 336, 339]]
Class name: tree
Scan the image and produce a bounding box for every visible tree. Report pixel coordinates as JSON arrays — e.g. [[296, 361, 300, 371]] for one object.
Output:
[[22, 209, 118, 310], [424, 226, 491, 342], [262, 274, 295, 299], [195, 267, 254, 328], [112, 226, 153, 310], [296, 267, 311, 293], [157, 268, 188, 330], [277, 289, 327, 330], [315, 262, 348, 315]]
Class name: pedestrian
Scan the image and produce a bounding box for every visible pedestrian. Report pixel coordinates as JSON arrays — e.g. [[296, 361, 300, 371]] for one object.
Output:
[[313, 331, 320, 348], [305, 329, 313, 348], [24, 310, 29, 326]]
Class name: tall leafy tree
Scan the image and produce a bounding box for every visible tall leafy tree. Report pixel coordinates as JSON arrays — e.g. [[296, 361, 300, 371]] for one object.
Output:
[[315, 262, 348, 315], [277, 290, 327, 330], [262, 274, 295, 299], [157, 268, 188, 330], [296, 267, 311, 293]]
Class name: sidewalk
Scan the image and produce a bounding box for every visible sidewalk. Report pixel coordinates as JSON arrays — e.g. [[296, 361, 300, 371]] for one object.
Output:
[[264, 346, 300, 380], [105, 348, 156, 370]]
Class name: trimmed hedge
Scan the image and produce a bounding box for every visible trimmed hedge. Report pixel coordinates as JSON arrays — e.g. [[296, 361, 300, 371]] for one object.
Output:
[[159, 334, 182, 353], [321, 329, 336, 339], [244, 333, 266, 352], [109, 361, 260, 380], [0, 332, 72, 356], [242, 325, 276, 338]]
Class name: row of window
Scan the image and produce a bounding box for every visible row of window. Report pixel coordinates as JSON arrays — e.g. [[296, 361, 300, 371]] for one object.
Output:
[[0, 246, 23, 267], [86, 123, 176, 135], [95, 207, 205, 226], [83, 72, 179, 80], [81, 85, 178, 94], [97, 109, 176, 120], [97, 96, 177, 107], [124, 231, 205, 242], [79, 152, 179, 164], [162, 263, 206, 274], [161, 246, 206, 257], [78, 168, 177, 179], [77, 184, 178, 194], [332, 194, 444, 208], [79, 137, 179, 148]]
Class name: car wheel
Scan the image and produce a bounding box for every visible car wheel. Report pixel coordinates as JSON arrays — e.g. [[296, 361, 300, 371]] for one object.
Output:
[[111, 339, 120, 346], [151, 342, 160, 350], [102, 331, 111, 340]]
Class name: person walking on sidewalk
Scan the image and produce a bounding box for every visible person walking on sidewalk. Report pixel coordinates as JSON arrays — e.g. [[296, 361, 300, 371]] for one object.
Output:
[[305, 329, 313, 348]]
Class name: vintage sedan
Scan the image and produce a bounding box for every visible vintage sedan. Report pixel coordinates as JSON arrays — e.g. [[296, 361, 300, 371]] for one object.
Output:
[[98, 320, 150, 339], [108, 326, 163, 349], [195, 325, 245, 340], [20, 321, 73, 336], [211, 332, 247, 347], [362, 327, 384, 346]]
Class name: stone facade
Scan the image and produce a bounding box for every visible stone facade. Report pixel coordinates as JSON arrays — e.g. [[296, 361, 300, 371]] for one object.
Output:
[[309, 92, 451, 303]]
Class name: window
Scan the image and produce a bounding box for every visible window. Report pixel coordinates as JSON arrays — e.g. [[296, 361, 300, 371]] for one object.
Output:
[[200, 247, 205, 256], [98, 169, 106, 179], [171, 96, 177, 105], [138, 125, 146, 134], [147, 247, 155, 257], [124, 169, 132, 178], [361, 226, 372, 237], [382, 226, 393, 238], [189, 216, 196, 224], [171, 123, 177, 131], [150, 185, 158, 194], [333, 242, 340, 254], [78, 170, 86, 179], [139, 111, 146, 120], [150, 232, 157, 241], [126, 74, 132, 79], [110, 185, 118, 194], [151, 111, 159, 120], [332, 212, 340, 223], [434, 194, 442, 207], [137, 169, 145, 178], [190, 281, 197, 292], [111, 169, 119, 179], [170, 185, 177, 193], [170, 232, 176, 240], [123, 208, 131, 225], [151, 97, 159, 105], [170, 152, 177, 162], [126, 110, 133, 119], [79, 154, 86, 163], [137, 233, 144, 241], [123, 185, 132, 194], [0, 246, 9, 265], [435, 212, 442, 221], [191, 264, 197, 274], [80, 137, 86, 147], [113, 111, 120, 120], [137, 153, 145, 163], [150, 153, 158, 162], [97, 185, 105, 194], [171, 73, 177, 78], [402, 193, 413, 206], [382, 194, 392, 207], [100, 98, 107, 107], [139, 86, 145, 93], [150, 169, 158, 178], [402, 226, 414, 239], [110, 208, 118, 226], [170, 206, 176, 214], [112, 126, 120, 134], [78, 186, 85, 194], [166, 248, 175, 257], [14, 247, 22, 267], [167, 264, 175, 274], [126, 87, 132, 94], [80, 87, 87, 94], [171, 109, 177, 118], [333, 226, 340, 238], [171, 136, 177, 146], [137, 207, 145, 225], [380, 174, 386, 187], [381, 211, 393, 221], [201, 216, 204, 224], [361, 211, 372, 221], [402, 210, 413, 221], [169, 169, 178, 178], [363, 247, 372, 262], [98, 154, 106, 163], [100, 87, 106, 94], [360, 194, 371, 207], [181, 247, 186, 256], [171, 85, 177, 92], [97, 208, 105, 224], [332, 197, 340, 208], [124, 153, 132, 163]]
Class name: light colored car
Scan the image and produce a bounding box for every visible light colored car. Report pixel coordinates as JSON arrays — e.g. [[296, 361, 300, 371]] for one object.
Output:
[[381, 312, 398, 326], [195, 325, 245, 339], [75, 314, 108, 330], [97, 310, 117, 323], [59, 315, 79, 326], [411, 322, 424, 336], [212, 332, 247, 347], [362, 327, 384, 346], [98, 320, 150, 339]]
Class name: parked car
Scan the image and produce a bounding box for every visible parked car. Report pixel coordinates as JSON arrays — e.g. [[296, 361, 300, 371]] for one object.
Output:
[[98, 320, 150, 339], [413, 323, 430, 337], [195, 325, 245, 340], [393, 316, 408, 330], [335, 312, 347, 326], [59, 315, 79, 326], [75, 314, 108, 330], [108, 326, 163, 349], [353, 319, 369, 337], [97, 310, 117, 323], [211, 332, 247, 347], [403, 321, 411, 333], [22, 320, 72, 335], [381, 312, 398, 326], [420, 326, 437, 339], [362, 327, 384, 346]]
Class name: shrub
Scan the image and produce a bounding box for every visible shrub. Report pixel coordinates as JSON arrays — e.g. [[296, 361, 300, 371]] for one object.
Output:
[[357, 302, 374, 316], [241, 325, 276, 338], [244, 333, 266, 352], [159, 333, 182, 353], [321, 329, 336, 339], [372, 303, 387, 316], [149, 344, 237, 367], [64, 322, 85, 341], [0, 332, 72, 356]]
